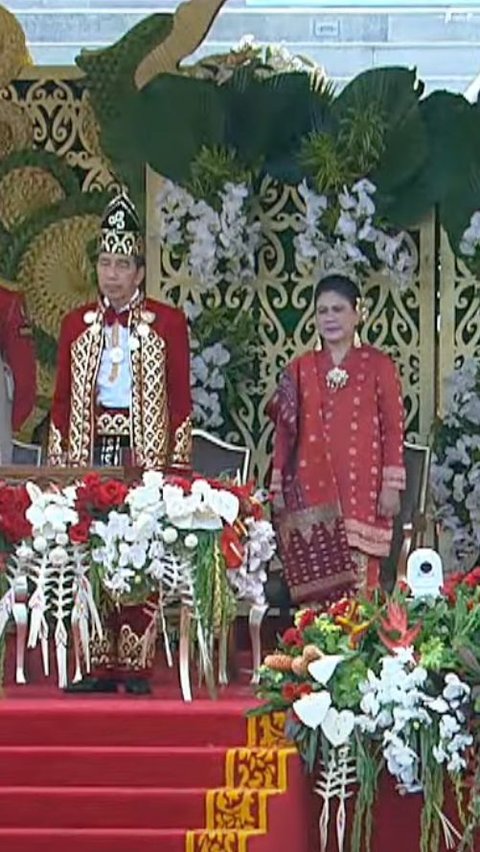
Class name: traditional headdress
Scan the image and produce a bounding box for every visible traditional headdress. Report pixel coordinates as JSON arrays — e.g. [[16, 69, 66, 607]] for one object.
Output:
[[99, 192, 144, 257]]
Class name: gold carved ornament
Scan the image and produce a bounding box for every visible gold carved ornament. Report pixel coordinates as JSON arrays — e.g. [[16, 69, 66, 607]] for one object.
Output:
[[134, 0, 227, 90]]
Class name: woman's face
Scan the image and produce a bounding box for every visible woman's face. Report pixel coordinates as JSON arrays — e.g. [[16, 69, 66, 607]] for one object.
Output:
[[315, 290, 359, 345]]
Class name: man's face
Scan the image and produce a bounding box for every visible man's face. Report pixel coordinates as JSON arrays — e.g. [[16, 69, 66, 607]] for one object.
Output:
[[96, 252, 145, 310]]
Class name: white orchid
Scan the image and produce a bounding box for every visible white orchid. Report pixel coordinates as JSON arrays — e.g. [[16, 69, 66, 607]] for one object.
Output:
[[295, 179, 415, 289], [154, 179, 260, 292]]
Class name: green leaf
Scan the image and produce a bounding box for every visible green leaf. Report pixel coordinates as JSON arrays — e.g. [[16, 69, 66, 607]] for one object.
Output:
[[378, 91, 478, 229], [133, 75, 226, 184], [334, 66, 427, 200]]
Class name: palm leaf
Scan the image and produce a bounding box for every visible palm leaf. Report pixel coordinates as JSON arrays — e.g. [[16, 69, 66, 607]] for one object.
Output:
[[133, 75, 226, 184], [375, 91, 468, 226], [334, 66, 427, 193]]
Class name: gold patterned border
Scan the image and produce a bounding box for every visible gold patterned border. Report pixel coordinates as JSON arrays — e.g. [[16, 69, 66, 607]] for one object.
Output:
[[186, 830, 261, 852], [225, 747, 296, 792], [247, 712, 288, 748]]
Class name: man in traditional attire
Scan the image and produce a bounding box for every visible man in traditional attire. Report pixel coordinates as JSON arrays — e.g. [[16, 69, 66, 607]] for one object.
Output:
[[48, 192, 192, 470], [49, 192, 192, 693], [0, 283, 36, 463]]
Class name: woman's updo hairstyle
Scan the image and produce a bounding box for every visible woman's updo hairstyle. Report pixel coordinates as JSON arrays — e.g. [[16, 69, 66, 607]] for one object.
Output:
[[314, 274, 361, 310]]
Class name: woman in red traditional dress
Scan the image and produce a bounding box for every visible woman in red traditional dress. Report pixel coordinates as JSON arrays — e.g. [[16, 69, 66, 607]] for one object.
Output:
[[267, 274, 406, 605]]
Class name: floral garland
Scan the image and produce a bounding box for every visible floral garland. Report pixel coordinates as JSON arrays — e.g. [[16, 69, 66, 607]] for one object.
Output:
[[294, 178, 416, 289], [0, 472, 275, 687], [431, 359, 480, 567], [253, 581, 480, 852]]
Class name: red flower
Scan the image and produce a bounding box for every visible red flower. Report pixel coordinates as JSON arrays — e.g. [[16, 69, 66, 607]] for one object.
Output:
[[379, 601, 422, 652], [281, 682, 313, 703], [297, 610, 316, 631], [76, 476, 129, 514], [220, 524, 245, 570], [96, 480, 129, 510], [282, 683, 299, 702], [282, 627, 303, 648], [396, 579, 410, 595], [69, 518, 92, 544], [0, 484, 32, 545], [329, 598, 351, 618], [167, 475, 192, 493]]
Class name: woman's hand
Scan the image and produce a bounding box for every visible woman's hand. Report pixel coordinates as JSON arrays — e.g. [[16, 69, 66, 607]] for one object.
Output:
[[378, 486, 401, 518]]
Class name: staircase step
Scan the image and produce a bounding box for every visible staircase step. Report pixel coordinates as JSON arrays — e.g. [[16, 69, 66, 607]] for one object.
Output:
[[0, 745, 227, 788], [0, 827, 187, 852], [0, 786, 207, 830], [0, 699, 250, 746]]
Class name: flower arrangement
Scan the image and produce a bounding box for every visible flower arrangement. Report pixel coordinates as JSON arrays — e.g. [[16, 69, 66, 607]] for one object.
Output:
[[294, 178, 416, 289], [0, 471, 275, 687], [431, 359, 480, 567], [190, 34, 327, 88], [155, 178, 261, 292], [253, 582, 480, 852], [185, 299, 258, 430]]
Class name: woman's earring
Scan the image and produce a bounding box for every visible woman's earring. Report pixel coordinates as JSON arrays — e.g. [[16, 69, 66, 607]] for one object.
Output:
[[354, 330, 362, 348], [315, 333, 323, 351]]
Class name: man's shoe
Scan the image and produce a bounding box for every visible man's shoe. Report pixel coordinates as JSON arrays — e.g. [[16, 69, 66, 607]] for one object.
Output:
[[64, 678, 118, 694], [125, 678, 152, 696]]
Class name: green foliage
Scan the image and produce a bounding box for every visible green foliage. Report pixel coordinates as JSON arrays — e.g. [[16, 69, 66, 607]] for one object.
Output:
[[299, 131, 347, 193], [76, 14, 173, 206], [186, 146, 252, 207], [338, 102, 386, 177]]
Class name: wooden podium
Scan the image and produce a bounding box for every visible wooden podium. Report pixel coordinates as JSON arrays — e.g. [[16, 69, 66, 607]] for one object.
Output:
[[0, 464, 142, 485]]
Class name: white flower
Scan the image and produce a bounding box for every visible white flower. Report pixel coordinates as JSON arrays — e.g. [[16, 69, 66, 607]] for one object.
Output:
[[50, 545, 69, 566], [184, 533, 198, 549], [162, 526, 178, 544], [33, 536, 48, 554], [55, 533, 69, 547]]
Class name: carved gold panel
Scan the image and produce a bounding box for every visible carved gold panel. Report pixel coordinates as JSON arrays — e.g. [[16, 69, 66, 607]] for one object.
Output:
[[147, 171, 437, 481]]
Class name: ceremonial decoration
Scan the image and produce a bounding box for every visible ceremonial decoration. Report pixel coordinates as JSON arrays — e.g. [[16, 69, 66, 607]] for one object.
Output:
[[294, 178, 416, 288], [431, 359, 480, 568], [252, 582, 480, 852], [155, 178, 261, 291], [0, 471, 274, 689]]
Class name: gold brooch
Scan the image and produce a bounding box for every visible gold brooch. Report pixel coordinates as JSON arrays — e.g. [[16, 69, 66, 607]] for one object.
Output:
[[326, 367, 349, 390]]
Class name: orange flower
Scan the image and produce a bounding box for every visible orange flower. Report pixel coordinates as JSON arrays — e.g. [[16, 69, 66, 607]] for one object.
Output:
[[378, 601, 422, 652], [334, 600, 372, 648]]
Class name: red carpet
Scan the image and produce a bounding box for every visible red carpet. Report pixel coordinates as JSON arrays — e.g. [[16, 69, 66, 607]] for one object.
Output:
[[1, 636, 311, 852]]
